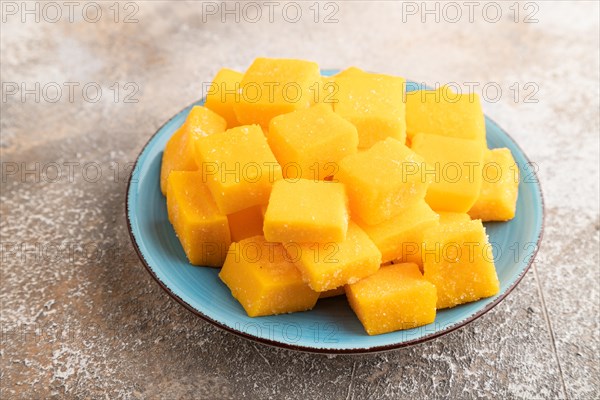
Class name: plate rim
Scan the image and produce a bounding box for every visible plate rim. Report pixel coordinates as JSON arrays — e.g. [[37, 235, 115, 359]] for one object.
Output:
[[125, 98, 545, 355]]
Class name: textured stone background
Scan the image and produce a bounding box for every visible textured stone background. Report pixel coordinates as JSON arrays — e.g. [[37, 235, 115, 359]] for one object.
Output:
[[1, 1, 599, 399]]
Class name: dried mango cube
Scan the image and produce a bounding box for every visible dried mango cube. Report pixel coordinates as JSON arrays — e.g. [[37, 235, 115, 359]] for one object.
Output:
[[411, 133, 484, 213], [319, 287, 346, 299], [406, 85, 486, 144], [227, 205, 264, 242], [337, 137, 429, 225], [160, 106, 226, 194], [219, 236, 319, 317], [469, 148, 519, 221], [267, 104, 358, 180], [293, 222, 382, 292], [263, 179, 348, 243], [204, 68, 244, 128], [333, 72, 406, 148], [166, 171, 231, 267], [195, 125, 282, 214], [422, 219, 500, 309], [334, 67, 365, 78], [438, 212, 471, 224], [358, 200, 439, 265], [346, 263, 437, 335], [233, 58, 321, 127]]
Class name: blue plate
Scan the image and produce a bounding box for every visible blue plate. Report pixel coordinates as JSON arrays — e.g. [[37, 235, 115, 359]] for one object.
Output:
[[126, 71, 544, 353]]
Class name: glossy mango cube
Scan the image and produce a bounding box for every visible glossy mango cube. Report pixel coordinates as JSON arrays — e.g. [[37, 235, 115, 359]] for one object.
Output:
[[219, 236, 319, 317], [227, 205, 264, 242], [160, 106, 227, 194], [204, 68, 244, 128], [411, 133, 484, 213], [166, 171, 231, 266], [263, 179, 348, 243], [233, 58, 321, 127], [406, 86, 486, 144], [195, 125, 282, 214], [358, 200, 439, 265], [333, 73, 406, 148], [422, 219, 500, 309], [469, 148, 519, 221], [267, 104, 358, 180], [346, 263, 437, 335], [293, 222, 382, 292], [337, 137, 429, 225]]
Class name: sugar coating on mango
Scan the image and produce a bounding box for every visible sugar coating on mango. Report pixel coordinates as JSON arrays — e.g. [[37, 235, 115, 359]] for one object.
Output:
[[406, 85, 486, 144], [267, 104, 358, 180], [411, 133, 484, 213], [160, 106, 226, 194], [233, 58, 321, 127], [333, 72, 406, 148], [469, 148, 519, 221], [195, 125, 282, 215], [166, 171, 231, 267], [227, 205, 264, 242], [204, 68, 244, 128], [358, 200, 439, 265], [293, 222, 382, 292], [263, 179, 349, 243], [337, 137, 429, 225], [219, 236, 319, 317], [345, 263, 437, 335], [422, 219, 500, 309]]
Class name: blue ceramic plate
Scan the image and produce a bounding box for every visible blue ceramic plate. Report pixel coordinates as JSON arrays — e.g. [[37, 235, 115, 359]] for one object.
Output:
[[126, 71, 544, 353]]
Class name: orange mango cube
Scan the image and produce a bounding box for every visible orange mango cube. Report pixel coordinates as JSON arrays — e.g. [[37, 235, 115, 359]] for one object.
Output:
[[319, 287, 346, 299], [345, 263, 437, 335], [438, 212, 471, 224], [204, 68, 244, 128], [227, 205, 264, 242], [219, 236, 319, 317], [166, 171, 231, 266]]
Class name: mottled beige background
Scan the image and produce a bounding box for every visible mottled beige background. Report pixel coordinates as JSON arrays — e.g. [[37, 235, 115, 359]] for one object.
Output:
[[1, 1, 599, 399]]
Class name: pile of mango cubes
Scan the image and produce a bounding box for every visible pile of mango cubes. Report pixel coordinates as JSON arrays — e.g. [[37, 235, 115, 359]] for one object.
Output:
[[160, 58, 519, 336]]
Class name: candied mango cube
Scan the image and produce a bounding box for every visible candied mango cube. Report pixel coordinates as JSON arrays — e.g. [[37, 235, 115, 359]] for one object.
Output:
[[346, 263, 437, 335], [422, 219, 500, 309], [219, 236, 319, 317], [469, 148, 519, 221], [337, 137, 429, 225], [411, 133, 484, 213], [263, 179, 348, 243], [233, 58, 321, 127], [195, 125, 282, 214], [267, 104, 358, 180], [334, 67, 365, 78], [406, 86, 486, 144], [293, 222, 382, 292], [319, 287, 346, 299], [204, 68, 244, 128], [438, 212, 471, 224], [358, 200, 439, 265], [333, 72, 406, 148], [160, 106, 226, 194], [166, 171, 231, 266], [227, 205, 264, 242]]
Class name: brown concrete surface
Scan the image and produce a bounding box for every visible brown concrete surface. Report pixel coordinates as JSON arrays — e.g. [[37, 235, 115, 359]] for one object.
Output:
[[1, 1, 599, 399]]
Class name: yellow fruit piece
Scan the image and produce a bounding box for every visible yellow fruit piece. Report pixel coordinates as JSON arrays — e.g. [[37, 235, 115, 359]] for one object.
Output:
[[166, 171, 231, 267], [358, 200, 439, 265], [264, 179, 349, 243], [346, 263, 437, 335], [195, 125, 282, 214], [227, 205, 264, 242], [319, 287, 346, 299], [422, 219, 500, 309], [233, 58, 321, 127], [204, 68, 244, 128], [160, 106, 226, 194], [406, 85, 486, 144], [333, 73, 406, 148], [267, 104, 358, 180], [469, 148, 519, 221], [411, 133, 484, 213], [219, 236, 319, 317], [438, 212, 471, 224], [337, 137, 429, 225], [293, 222, 381, 292], [334, 67, 365, 78]]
